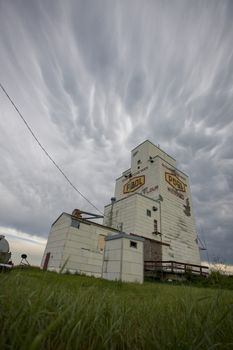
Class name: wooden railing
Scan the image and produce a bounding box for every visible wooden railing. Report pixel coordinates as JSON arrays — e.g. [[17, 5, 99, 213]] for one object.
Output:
[[144, 260, 209, 276]]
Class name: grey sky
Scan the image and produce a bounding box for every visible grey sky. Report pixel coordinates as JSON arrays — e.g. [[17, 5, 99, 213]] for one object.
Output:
[[0, 0, 233, 265]]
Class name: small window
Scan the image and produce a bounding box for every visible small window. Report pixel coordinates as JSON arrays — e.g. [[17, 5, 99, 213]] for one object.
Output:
[[71, 219, 80, 229], [154, 219, 158, 233], [137, 160, 141, 164], [146, 209, 151, 217], [130, 241, 137, 248]]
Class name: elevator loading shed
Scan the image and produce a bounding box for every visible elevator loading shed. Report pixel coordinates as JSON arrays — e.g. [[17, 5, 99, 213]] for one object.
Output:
[[41, 140, 206, 282]]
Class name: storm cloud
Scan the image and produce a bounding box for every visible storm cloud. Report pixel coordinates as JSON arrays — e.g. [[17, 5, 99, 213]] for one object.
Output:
[[0, 0, 233, 265]]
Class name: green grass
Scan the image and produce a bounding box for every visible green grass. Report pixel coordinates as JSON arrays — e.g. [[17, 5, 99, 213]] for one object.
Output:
[[1, 268, 233, 350]]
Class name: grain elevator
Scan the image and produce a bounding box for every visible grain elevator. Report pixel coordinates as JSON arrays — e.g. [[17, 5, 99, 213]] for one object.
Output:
[[104, 140, 201, 266], [41, 140, 205, 282]]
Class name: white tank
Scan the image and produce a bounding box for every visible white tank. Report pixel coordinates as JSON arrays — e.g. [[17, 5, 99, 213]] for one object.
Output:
[[0, 235, 11, 264]]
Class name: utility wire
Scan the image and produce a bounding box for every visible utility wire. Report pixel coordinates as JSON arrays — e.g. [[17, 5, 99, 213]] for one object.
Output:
[[0, 83, 103, 215]]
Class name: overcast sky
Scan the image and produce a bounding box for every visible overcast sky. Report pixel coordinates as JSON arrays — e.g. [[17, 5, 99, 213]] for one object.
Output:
[[0, 0, 233, 266]]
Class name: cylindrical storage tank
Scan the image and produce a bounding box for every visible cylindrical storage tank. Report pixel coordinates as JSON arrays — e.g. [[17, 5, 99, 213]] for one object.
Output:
[[0, 235, 11, 264]]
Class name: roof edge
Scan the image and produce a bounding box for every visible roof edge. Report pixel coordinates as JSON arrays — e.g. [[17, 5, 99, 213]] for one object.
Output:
[[131, 139, 176, 162]]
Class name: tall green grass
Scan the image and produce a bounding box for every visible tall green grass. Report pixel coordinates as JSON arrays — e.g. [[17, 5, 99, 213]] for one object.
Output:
[[0, 268, 233, 349]]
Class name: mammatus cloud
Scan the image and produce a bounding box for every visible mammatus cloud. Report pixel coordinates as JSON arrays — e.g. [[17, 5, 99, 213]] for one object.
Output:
[[0, 0, 233, 264]]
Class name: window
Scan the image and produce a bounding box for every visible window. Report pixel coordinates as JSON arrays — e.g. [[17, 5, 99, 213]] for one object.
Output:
[[154, 219, 158, 233], [130, 241, 137, 248], [71, 219, 80, 229], [146, 209, 151, 217], [137, 160, 141, 164]]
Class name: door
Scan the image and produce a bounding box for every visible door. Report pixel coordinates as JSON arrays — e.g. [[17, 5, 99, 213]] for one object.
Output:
[[144, 239, 162, 261], [43, 252, 50, 270]]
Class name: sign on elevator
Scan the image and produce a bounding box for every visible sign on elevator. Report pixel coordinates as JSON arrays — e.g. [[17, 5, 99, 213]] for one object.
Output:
[[123, 175, 145, 193]]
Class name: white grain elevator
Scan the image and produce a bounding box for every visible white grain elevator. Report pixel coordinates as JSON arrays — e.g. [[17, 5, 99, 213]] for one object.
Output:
[[104, 140, 201, 267]]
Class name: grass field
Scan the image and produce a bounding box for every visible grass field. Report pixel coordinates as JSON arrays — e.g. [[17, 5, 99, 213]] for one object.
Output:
[[1, 268, 233, 350]]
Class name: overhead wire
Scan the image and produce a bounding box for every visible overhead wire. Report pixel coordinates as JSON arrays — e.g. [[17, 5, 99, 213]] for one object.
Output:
[[0, 83, 103, 215]]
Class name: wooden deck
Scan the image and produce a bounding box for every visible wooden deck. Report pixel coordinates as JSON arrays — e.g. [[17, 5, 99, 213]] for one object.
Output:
[[144, 260, 209, 279]]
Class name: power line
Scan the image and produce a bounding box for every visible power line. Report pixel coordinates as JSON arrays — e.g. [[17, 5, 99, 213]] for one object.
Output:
[[0, 83, 103, 215]]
